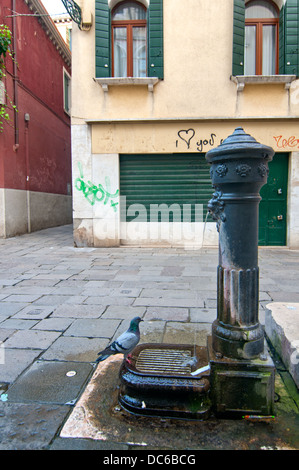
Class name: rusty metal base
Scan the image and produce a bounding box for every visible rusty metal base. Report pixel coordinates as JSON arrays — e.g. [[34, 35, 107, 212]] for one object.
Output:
[[208, 337, 275, 418], [118, 343, 212, 420]]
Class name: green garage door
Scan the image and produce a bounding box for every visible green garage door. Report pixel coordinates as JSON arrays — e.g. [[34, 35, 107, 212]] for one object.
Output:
[[120, 154, 214, 223], [259, 153, 289, 246]]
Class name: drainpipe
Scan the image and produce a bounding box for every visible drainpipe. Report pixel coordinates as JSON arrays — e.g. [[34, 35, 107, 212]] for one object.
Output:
[[24, 113, 31, 232], [12, 0, 19, 151]]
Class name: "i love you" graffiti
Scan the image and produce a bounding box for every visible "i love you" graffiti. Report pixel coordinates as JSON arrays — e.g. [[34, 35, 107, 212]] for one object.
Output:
[[176, 129, 223, 152]]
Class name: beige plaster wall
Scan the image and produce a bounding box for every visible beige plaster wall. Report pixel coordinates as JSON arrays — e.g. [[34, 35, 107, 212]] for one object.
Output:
[[72, 0, 299, 124], [71, 1, 299, 248], [90, 120, 299, 155]]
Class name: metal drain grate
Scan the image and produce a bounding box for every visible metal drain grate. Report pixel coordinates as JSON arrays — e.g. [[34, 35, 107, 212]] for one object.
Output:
[[135, 348, 194, 375]]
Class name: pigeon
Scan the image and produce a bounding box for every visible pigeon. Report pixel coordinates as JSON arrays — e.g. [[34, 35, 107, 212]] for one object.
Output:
[[95, 316, 143, 363]]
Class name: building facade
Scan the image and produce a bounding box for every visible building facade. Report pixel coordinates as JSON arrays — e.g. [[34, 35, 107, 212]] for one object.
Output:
[[71, 0, 299, 248], [0, 0, 72, 238], [54, 14, 72, 50]]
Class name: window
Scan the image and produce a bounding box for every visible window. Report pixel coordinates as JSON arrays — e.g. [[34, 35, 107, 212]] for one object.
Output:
[[95, 0, 163, 80], [232, 0, 299, 78], [244, 0, 279, 75], [112, 1, 147, 77], [66, 27, 72, 51], [63, 69, 71, 114]]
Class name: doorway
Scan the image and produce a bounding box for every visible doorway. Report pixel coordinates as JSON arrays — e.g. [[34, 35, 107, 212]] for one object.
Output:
[[259, 153, 288, 246]]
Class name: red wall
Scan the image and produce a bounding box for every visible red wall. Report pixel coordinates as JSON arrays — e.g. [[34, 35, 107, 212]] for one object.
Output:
[[0, 0, 71, 196]]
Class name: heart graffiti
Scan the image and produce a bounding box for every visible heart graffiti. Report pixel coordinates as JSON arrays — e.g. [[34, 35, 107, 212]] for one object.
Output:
[[178, 129, 195, 149]]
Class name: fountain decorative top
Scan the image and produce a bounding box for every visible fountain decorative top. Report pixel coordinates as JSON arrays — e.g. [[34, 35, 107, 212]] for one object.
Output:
[[206, 127, 275, 162]]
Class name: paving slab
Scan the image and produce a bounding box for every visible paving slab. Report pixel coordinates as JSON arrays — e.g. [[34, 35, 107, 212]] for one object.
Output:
[[84, 287, 141, 298], [0, 402, 70, 450], [64, 318, 121, 338], [12, 305, 54, 320], [16, 279, 60, 288], [101, 305, 146, 319], [7, 360, 94, 405], [32, 317, 73, 332], [2, 294, 43, 303], [0, 318, 39, 330], [0, 303, 29, 316], [84, 295, 134, 306], [140, 288, 199, 299], [52, 304, 106, 318], [2, 286, 55, 296], [0, 279, 22, 287], [139, 320, 166, 343], [163, 322, 212, 346], [4, 329, 61, 349], [268, 292, 299, 302], [0, 329, 16, 342], [133, 297, 204, 308], [144, 307, 189, 322], [190, 308, 217, 323], [0, 349, 42, 383], [33, 295, 72, 306], [41, 336, 108, 362], [0, 294, 9, 301]]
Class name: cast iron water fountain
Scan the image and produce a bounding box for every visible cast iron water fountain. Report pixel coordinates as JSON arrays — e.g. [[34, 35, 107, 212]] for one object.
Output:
[[119, 128, 276, 419]]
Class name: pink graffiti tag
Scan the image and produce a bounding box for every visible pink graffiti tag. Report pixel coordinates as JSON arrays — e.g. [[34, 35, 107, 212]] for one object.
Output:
[[273, 135, 299, 149]]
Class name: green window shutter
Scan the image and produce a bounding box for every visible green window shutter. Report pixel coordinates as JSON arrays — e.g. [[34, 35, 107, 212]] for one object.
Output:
[[95, 0, 111, 78], [147, 0, 164, 79], [279, 4, 286, 74], [284, 0, 299, 76], [232, 0, 245, 76]]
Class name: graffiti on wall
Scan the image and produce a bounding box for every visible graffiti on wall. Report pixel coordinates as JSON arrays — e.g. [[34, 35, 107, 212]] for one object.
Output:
[[75, 162, 119, 212], [176, 129, 224, 152], [273, 135, 299, 150]]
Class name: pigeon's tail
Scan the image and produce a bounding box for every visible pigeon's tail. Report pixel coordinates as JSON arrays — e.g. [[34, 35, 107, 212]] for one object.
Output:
[[95, 345, 115, 363], [95, 353, 111, 363]]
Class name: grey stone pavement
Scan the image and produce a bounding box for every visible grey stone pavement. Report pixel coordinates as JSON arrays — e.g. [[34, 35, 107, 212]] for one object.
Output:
[[0, 224, 298, 451]]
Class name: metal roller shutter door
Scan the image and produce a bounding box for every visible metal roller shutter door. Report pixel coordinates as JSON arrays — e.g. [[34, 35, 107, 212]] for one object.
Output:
[[120, 154, 214, 222]]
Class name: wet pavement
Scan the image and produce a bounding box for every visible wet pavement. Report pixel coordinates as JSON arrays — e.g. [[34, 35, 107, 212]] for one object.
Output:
[[0, 224, 298, 451]]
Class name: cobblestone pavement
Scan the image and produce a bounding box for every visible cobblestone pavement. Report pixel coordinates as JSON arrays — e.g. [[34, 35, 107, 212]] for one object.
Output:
[[0, 225, 298, 450]]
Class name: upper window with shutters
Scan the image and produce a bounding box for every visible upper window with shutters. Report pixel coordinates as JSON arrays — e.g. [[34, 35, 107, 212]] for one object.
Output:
[[95, 0, 163, 91], [245, 0, 279, 75], [112, 1, 147, 77], [232, 0, 298, 89]]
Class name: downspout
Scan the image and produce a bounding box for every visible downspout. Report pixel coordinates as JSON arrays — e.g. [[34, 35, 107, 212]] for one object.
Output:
[[12, 0, 19, 151], [24, 113, 31, 232]]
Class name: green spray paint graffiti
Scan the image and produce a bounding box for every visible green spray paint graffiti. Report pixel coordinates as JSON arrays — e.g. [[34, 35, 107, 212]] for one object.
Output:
[[75, 162, 119, 212]]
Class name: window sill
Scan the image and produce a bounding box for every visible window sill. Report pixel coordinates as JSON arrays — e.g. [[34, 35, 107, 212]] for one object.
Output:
[[94, 77, 160, 92], [230, 75, 297, 92]]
